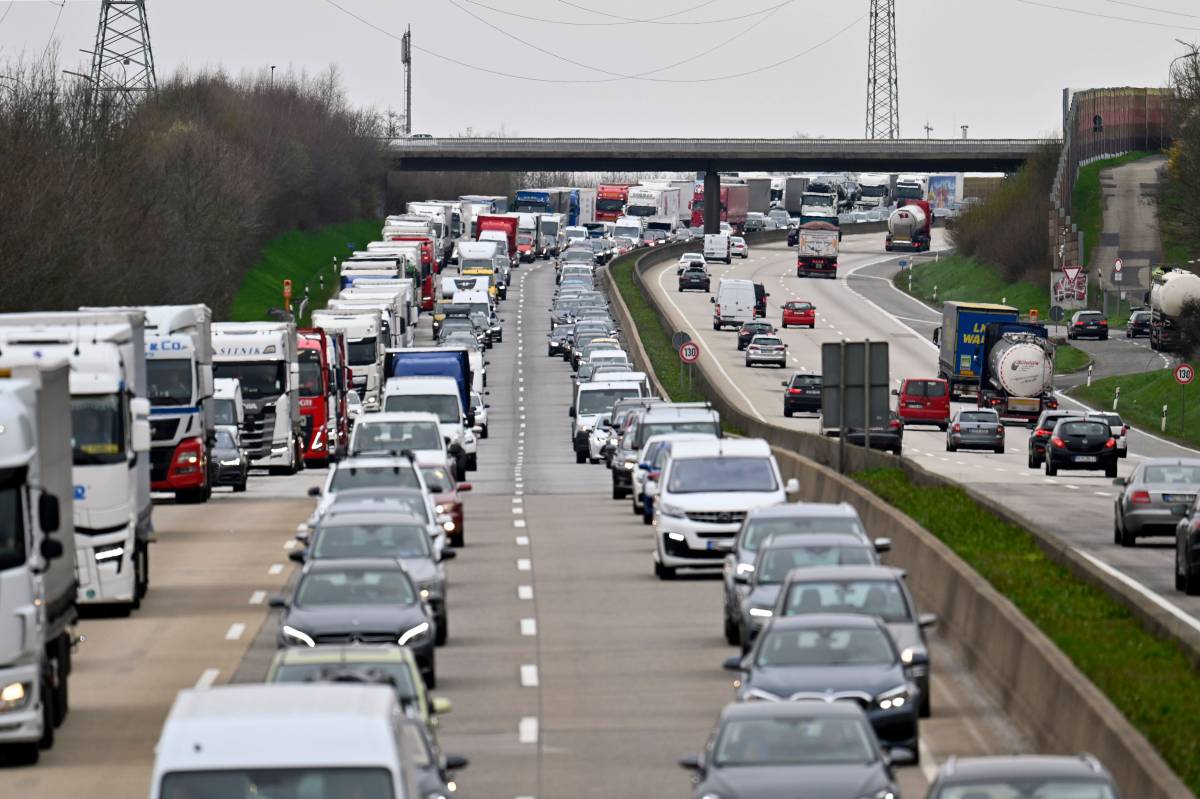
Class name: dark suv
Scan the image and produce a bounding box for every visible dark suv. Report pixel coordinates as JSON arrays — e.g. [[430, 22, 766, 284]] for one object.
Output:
[[677, 264, 710, 293], [1027, 409, 1083, 468], [926, 755, 1119, 799], [737, 320, 776, 350], [782, 372, 822, 416], [1067, 310, 1108, 340], [1126, 309, 1151, 338], [1044, 417, 1118, 477]]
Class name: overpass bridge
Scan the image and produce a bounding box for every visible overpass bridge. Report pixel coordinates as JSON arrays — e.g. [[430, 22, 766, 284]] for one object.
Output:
[[386, 137, 1054, 174]]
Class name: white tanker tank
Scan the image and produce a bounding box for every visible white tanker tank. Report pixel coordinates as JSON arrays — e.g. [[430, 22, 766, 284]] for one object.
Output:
[[885, 200, 931, 252], [1150, 270, 1200, 317], [987, 333, 1054, 398]]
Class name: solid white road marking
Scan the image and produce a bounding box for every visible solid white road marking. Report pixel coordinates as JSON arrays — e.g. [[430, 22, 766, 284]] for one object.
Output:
[[1095, 491, 1112, 497], [225, 623, 246, 641], [195, 669, 220, 690], [520, 664, 539, 686], [1075, 548, 1200, 638]]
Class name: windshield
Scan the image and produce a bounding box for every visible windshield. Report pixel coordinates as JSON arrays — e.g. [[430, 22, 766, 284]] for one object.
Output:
[[742, 517, 865, 551], [713, 717, 875, 767], [299, 350, 324, 397], [790, 375, 821, 388], [0, 470, 25, 571], [354, 421, 442, 453], [272, 662, 416, 700], [213, 362, 286, 399], [346, 338, 379, 367], [782, 579, 912, 623], [563, 250, 594, 263], [213, 428, 237, 449], [578, 387, 642, 416], [932, 781, 1117, 799], [383, 394, 461, 424], [757, 545, 874, 582], [517, 233, 534, 245], [860, 185, 888, 197], [214, 398, 237, 426], [895, 184, 923, 200], [313, 522, 431, 559], [420, 465, 453, 492], [540, 220, 560, 235], [1059, 421, 1109, 437], [565, 229, 587, 240], [614, 225, 641, 240], [329, 465, 421, 492], [668, 457, 777, 493], [639, 421, 719, 445], [756, 625, 895, 667], [71, 393, 126, 465], [146, 359, 193, 406], [596, 198, 625, 212], [801, 193, 835, 208], [625, 204, 655, 217], [160, 769, 394, 799], [296, 567, 416, 606], [461, 258, 492, 271]]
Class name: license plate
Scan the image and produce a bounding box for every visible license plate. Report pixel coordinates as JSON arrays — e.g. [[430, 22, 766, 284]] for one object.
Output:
[[1164, 494, 1195, 504], [1074, 455, 1097, 463], [906, 402, 923, 408]]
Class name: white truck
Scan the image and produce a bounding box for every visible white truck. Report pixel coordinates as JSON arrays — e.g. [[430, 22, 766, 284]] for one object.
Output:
[[211, 322, 303, 475], [799, 190, 839, 226], [612, 215, 644, 245], [346, 278, 418, 340], [310, 309, 385, 412], [85, 305, 216, 504], [405, 201, 455, 264], [538, 213, 566, 258], [333, 286, 415, 349], [626, 186, 681, 234], [0, 360, 76, 763], [212, 377, 245, 438], [0, 311, 153, 611], [855, 173, 892, 209]]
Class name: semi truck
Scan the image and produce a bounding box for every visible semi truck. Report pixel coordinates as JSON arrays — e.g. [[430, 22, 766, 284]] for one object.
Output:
[[784, 176, 810, 216], [934, 302, 1021, 399], [0, 310, 154, 611], [296, 328, 342, 468], [976, 324, 1056, 422], [885, 199, 933, 252], [538, 213, 566, 258], [513, 188, 569, 217], [552, 186, 597, 227], [743, 177, 772, 213], [459, 193, 508, 213], [310, 309, 385, 413], [596, 183, 633, 222], [211, 322, 303, 475], [795, 222, 840, 278], [476, 214, 519, 269], [0, 360, 76, 763], [894, 175, 928, 202], [799, 190, 839, 226], [690, 184, 749, 230], [1149, 268, 1200, 351], [855, 173, 892, 209], [625, 186, 681, 233]]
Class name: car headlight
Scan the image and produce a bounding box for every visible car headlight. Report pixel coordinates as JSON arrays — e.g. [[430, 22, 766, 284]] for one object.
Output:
[[0, 681, 31, 712], [435, 504, 446, 514], [282, 625, 316, 647], [95, 544, 124, 563], [900, 646, 925, 665], [219, 458, 241, 467], [622, 460, 637, 471], [735, 562, 755, 577], [743, 688, 781, 702], [874, 684, 910, 711], [578, 424, 592, 434], [398, 621, 432, 646], [417, 580, 440, 599], [858, 791, 897, 799], [659, 503, 686, 518], [748, 607, 773, 618]]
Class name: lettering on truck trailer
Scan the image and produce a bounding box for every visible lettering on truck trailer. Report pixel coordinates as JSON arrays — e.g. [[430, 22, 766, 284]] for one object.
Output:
[[147, 340, 187, 352], [216, 345, 277, 356]]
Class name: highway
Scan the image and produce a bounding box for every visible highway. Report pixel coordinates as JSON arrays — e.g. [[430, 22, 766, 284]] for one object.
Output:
[[641, 231, 1200, 638], [0, 257, 1031, 798]]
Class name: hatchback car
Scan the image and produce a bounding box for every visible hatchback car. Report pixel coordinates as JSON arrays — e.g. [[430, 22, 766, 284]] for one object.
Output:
[[895, 378, 950, 430], [843, 413, 904, 456], [1068, 310, 1109, 340], [678, 264, 711, 292], [1044, 417, 1118, 477], [1091, 411, 1128, 458], [946, 408, 1005, 453], [737, 320, 776, 350], [1127, 309, 1151, 338], [418, 460, 472, 548], [745, 335, 788, 368], [1027, 410, 1084, 468], [679, 701, 906, 799], [1113, 458, 1200, 547], [925, 754, 1119, 799], [211, 426, 249, 492], [782, 372, 822, 417], [730, 236, 750, 258], [781, 300, 816, 329]]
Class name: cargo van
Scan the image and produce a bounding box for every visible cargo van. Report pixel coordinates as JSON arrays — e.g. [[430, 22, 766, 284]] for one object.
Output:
[[704, 234, 731, 264], [896, 378, 951, 430], [712, 278, 757, 330]]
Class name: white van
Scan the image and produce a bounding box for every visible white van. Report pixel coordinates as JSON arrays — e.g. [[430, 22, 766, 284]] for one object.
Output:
[[150, 684, 422, 799], [571, 379, 647, 464], [711, 278, 757, 330], [383, 376, 475, 475], [704, 233, 731, 264]]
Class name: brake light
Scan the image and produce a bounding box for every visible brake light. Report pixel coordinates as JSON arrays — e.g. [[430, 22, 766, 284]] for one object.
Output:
[[788, 388, 802, 395], [1047, 399, 1059, 409], [1035, 428, 1050, 438], [952, 423, 961, 433], [1104, 437, 1116, 449], [1075, 321, 1084, 326], [1100, 320, 1108, 326], [1051, 436, 1065, 448], [889, 419, 901, 430], [648, 471, 661, 480], [1130, 490, 1151, 504]]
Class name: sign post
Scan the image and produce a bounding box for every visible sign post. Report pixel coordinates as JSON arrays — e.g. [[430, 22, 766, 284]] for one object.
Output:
[[1176, 364, 1194, 434], [679, 340, 701, 393], [283, 279, 293, 313]]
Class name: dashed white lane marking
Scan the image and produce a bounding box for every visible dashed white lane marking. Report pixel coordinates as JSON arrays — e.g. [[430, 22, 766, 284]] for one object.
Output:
[[517, 558, 532, 571], [195, 669, 220, 690], [283, 539, 298, 550], [518, 585, 534, 600], [514, 519, 528, 529], [225, 623, 246, 641], [1064, 484, 1080, 490], [512, 506, 524, 514], [1042, 478, 1056, 484], [249, 590, 266, 605], [268, 563, 284, 575], [520, 664, 540, 687], [515, 535, 530, 546], [1095, 491, 1112, 497], [512, 497, 523, 504], [918, 739, 938, 784], [521, 618, 538, 636], [518, 717, 539, 744]]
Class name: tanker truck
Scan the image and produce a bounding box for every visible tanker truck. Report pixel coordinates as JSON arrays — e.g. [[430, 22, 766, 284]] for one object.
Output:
[[976, 325, 1057, 422], [885, 199, 932, 252], [1149, 268, 1200, 352]]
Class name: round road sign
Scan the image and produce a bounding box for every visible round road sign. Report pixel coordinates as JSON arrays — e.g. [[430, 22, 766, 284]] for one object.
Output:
[[1114, 258, 1123, 273], [1176, 364, 1195, 386], [679, 340, 701, 364], [671, 330, 692, 350], [1049, 305, 1065, 322]]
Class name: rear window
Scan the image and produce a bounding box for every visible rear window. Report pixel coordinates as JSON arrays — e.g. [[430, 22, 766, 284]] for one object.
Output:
[[786, 302, 813, 311], [904, 380, 946, 397], [1058, 421, 1109, 437], [958, 411, 997, 423], [791, 375, 822, 387], [1077, 312, 1104, 321]]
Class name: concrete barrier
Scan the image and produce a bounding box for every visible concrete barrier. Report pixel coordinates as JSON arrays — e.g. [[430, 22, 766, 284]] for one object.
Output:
[[601, 239, 1195, 799]]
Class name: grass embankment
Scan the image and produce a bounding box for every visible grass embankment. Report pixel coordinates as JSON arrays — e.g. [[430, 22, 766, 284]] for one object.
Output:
[[900, 254, 1050, 318], [1074, 369, 1200, 447], [230, 219, 380, 324], [1054, 342, 1091, 373], [608, 252, 705, 403], [857, 468, 1200, 793], [1072, 150, 1155, 267]]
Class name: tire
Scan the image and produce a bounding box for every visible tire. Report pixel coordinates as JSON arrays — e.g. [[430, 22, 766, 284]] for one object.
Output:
[[632, 494, 643, 515], [38, 677, 54, 751], [481, 425, 489, 440], [1045, 459, 1057, 477], [435, 614, 448, 646], [136, 542, 149, 602], [946, 442, 955, 452], [1118, 520, 1135, 547], [654, 559, 676, 580], [575, 450, 586, 464], [724, 613, 740, 646], [713, 322, 721, 331], [1186, 560, 1200, 596], [920, 690, 931, 719], [784, 408, 793, 418], [642, 509, 653, 525], [466, 453, 477, 471], [1027, 453, 1038, 469], [1101, 334, 1108, 341], [1176, 550, 1186, 591], [52, 648, 68, 729], [938, 423, 948, 432], [450, 531, 464, 548], [423, 665, 437, 690], [234, 472, 249, 492], [782, 322, 787, 329], [994, 446, 1005, 455], [612, 484, 627, 500], [1105, 462, 1118, 478]]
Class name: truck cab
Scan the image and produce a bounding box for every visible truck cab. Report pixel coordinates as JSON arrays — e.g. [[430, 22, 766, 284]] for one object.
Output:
[[297, 328, 339, 468], [311, 310, 386, 414]]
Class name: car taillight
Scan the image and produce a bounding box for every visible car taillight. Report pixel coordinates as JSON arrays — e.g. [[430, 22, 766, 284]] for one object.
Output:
[[1075, 321, 1084, 326], [889, 419, 901, 430], [648, 471, 660, 480], [1104, 437, 1116, 449], [1100, 320, 1108, 326], [1047, 399, 1059, 409], [788, 388, 802, 395], [1035, 428, 1050, 438], [1050, 436, 1065, 448], [1130, 490, 1151, 504], [952, 423, 961, 433], [1122, 425, 1129, 436]]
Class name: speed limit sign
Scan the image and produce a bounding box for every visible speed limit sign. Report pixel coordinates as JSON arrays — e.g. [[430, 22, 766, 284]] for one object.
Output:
[[679, 340, 701, 364], [1176, 364, 1195, 386]]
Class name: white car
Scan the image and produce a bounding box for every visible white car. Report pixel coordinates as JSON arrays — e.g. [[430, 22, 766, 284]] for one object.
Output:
[[348, 411, 446, 461], [633, 433, 719, 521], [677, 252, 706, 274], [653, 438, 799, 579], [470, 391, 490, 439], [382, 376, 476, 478], [730, 236, 749, 259]]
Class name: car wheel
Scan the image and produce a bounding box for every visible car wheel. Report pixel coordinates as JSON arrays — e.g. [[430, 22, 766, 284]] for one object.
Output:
[[1027, 453, 1038, 469], [781, 322, 787, 329], [654, 559, 676, 580], [713, 322, 721, 331], [1186, 560, 1200, 596], [612, 484, 627, 500], [466, 454, 477, 471], [423, 665, 437, 690], [436, 615, 448, 646], [1118, 520, 1135, 548], [919, 691, 931, 719], [938, 423, 948, 432], [643, 508, 653, 525], [1101, 334, 1108, 341], [481, 424, 489, 439], [575, 451, 586, 464], [724, 614, 740, 646], [1045, 459, 1057, 477], [784, 408, 793, 418], [1105, 462, 1118, 478], [994, 446, 1005, 455], [1176, 549, 1186, 590], [946, 441, 955, 452]]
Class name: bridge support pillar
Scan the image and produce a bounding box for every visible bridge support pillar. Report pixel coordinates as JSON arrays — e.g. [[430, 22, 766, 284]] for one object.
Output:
[[704, 169, 720, 235]]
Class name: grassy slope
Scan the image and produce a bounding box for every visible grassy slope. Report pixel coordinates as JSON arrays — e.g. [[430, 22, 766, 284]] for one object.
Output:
[[1054, 342, 1091, 374], [857, 468, 1200, 794], [1072, 150, 1155, 267], [229, 219, 380, 324], [1074, 369, 1200, 447], [901, 254, 1050, 318]]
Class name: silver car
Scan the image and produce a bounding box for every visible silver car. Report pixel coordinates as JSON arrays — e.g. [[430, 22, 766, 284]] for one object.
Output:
[[946, 408, 1005, 454], [1090, 411, 1128, 458], [1113, 458, 1200, 547], [745, 335, 787, 368]]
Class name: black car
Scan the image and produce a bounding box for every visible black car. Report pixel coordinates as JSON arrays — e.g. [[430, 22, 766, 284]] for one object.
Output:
[[271, 558, 438, 686], [726, 614, 921, 755], [1127, 309, 1151, 338], [1044, 417, 1118, 477], [1067, 310, 1108, 340], [548, 323, 574, 356], [840, 414, 903, 456], [678, 265, 711, 292], [787, 227, 800, 247], [926, 755, 1119, 799], [211, 426, 249, 492], [1027, 410, 1083, 468], [738, 321, 776, 350], [782, 372, 822, 417], [680, 701, 906, 799]]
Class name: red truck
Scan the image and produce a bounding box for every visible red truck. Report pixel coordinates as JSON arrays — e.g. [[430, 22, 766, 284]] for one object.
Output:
[[689, 183, 750, 231], [477, 213, 519, 269], [297, 327, 350, 467], [596, 183, 634, 222]]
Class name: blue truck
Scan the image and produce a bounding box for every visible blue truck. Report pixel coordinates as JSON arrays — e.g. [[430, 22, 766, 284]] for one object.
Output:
[[513, 189, 568, 217], [384, 347, 474, 420], [934, 302, 1020, 399]]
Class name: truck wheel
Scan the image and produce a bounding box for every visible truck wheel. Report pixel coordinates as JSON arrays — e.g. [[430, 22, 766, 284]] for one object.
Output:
[[466, 453, 477, 472], [713, 322, 721, 331], [136, 543, 149, 602], [38, 678, 55, 751], [576, 450, 586, 464], [1105, 462, 1118, 478]]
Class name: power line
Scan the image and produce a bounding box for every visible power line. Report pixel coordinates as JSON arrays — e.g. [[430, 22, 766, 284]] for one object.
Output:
[[1099, 0, 1200, 20], [552, 0, 721, 23], [1012, 0, 1200, 31], [41, 1, 65, 61], [0, 2, 15, 31], [458, 0, 789, 27]]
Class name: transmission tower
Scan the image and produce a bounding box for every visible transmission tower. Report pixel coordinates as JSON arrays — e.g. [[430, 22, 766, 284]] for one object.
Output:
[[864, 0, 899, 139], [88, 1, 157, 111], [401, 25, 412, 135]]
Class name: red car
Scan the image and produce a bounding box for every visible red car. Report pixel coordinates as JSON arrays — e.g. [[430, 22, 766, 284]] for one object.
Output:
[[419, 461, 472, 548], [781, 300, 816, 329], [895, 378, 951, 430]]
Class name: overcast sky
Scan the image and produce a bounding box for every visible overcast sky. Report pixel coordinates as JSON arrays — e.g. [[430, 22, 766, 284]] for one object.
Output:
[[0, 0, 1194, 138]]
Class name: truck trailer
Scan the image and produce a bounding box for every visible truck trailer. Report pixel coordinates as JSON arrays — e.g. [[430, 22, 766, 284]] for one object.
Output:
[[935, 302, 1021, 399]]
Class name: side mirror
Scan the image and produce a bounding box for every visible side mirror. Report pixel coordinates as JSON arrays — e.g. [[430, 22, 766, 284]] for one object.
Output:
[[444, 753, 469, 771], [1111, 477, 1127, 487], [267, 596, 288, 609], [569, 407, 576, 417], [1027, 420, 1037, 430], [295, 530, 310, 543], [781, 381, 789, 387], [873, 537, 892, 554], [784, 478, 800, 496], [890, 389, 899, 396], [722, 655, 746, 672], [678, 754, 703, 772], [638, 462, 653, 471], [131, 397, 151, 453], [307, 486, 322, 498], [288, 549, 306, 564], [38, 493, 60, 533], [40, 537, 64, 561], [710, 297, 716, 304], [432, 696, 453, 715], [918, 612, 938, 629]]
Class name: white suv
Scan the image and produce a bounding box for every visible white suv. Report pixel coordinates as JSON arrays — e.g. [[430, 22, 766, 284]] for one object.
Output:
[[653, 438, 799, 579]]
